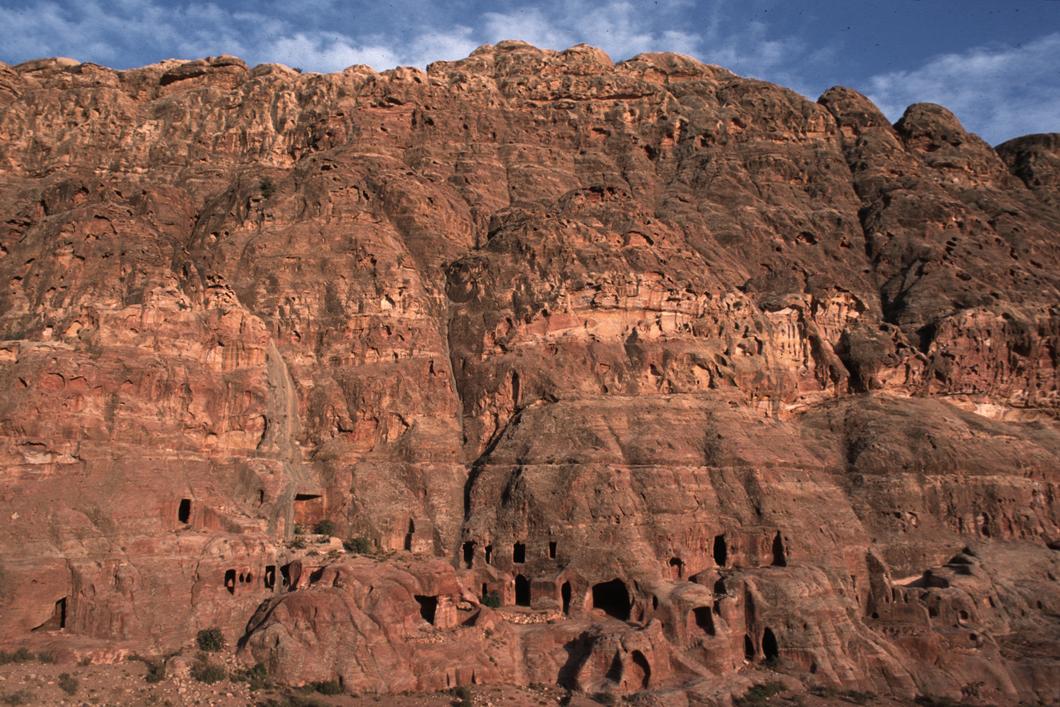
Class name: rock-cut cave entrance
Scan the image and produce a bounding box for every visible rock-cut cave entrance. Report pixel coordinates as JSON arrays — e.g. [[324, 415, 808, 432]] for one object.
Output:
[[561, 581, 572, 615], [771, 531, 787, 567], [515, 575, 531, 606], [178, 498, 191, 524], [415, 595, 437, 624], [713, 534, 728, 566], [592, 578, 631, 621]]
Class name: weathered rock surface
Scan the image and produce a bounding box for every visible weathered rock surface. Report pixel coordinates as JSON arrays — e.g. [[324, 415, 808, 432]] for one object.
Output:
[[0, 43, 1057, 704]]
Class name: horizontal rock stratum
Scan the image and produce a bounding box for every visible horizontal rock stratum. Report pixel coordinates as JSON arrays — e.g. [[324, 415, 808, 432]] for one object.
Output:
[[0, 42, 1057, 704]]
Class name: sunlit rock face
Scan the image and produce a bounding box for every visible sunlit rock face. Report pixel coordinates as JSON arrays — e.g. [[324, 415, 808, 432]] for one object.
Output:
[[0, 44, 1057, 704]]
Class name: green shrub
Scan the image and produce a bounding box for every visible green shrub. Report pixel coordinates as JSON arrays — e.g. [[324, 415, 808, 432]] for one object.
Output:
[[196, 627, 225, 652], [481, 592, 501, 609], [1, 690, 33, 705], [36, 651, 56, 663], [57, 673, 78, 696], [234, 662, 270, 691], [191, 660, 226, 684], [293, 523, 305, 535], [343, 537, 372, 554], [734, 681, 787, 706], [144, 660, 165, 683], [289, 537, 307, 550], [0, 648, 33, 665], [313, 519, 335, 536], [311, 679, 343, 695], [260, 177, 275, 200], [453, 685, 472, 706]]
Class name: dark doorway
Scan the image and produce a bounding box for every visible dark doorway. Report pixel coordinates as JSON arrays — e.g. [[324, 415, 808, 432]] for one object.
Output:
[[744, 634, 755, 660], [484, 544, 493, 565], [513, 542, 526, 564], [178, 498, 191, 524], [692, 606, 715, 636], [713, 534, 728, 566], [462, 541, 475, 568], [224, 569, 236, 594], [763, 627, 779, 661], [515, 575, 531, 606], [592, 579, 631, 621], [631, 650, 651, 689], [33, 597, 68, 632], [605, 651, 623, 683], [549, 541, 558, 559], [771, 531, 787, 567], [669, 557, 684, 579], [561, 581, 572, 615], [404, 519, 415, 551], [264, 565, 276, 590], [415, 595, 438, 624]]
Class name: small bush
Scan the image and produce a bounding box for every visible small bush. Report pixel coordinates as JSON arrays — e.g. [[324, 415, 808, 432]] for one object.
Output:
[[343, 537, 372, 554], [0, 648, 33, 665], [293, 523, 305, 535], [57, 673, 78, 696], [734, 681, 787, 706], [78, 656, 92, 666], [313, 519, 335, 536], [191, 660, 226, 684], [260, 177, 275, 200], [232, 661, 270, 691], [144, 660, 165, 683], [453, 685, 472, 707], [196, 627, 225, 652], [481, 592, 501, 609], [36, 651, 56, 663], [1, 690, 33, 706], [289, 537, 307, 550], [311, 679, 343, 695]]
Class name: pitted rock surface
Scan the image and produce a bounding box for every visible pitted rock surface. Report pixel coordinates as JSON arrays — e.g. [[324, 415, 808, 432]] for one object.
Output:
[[0, 43, 1057, 704]]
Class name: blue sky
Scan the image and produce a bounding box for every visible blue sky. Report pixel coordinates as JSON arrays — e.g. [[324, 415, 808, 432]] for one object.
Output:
[[1, 0, 1057, 144]]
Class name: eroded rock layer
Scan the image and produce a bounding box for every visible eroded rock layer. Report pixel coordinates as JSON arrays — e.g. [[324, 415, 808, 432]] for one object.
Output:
[[0, 44, 1057, 704]]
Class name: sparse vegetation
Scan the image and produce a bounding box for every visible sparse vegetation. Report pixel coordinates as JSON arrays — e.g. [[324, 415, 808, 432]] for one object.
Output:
[[191, 658, 226, 684], [481, 592, 501, 609], [313, 519, 335, 536], [0, 690, 33, 706], [734, 681, 787, 706], [343, 536, 372, 554], [289, 537, 307, 550], [196, 627, 225, 652], [260, 177, 275, 200], [311, 679, 343, 695], [0, 648, 33, 665], [452, 685, 473, 706], [233, 661, 270, 691], [35, 650, 56, 663], [57, 672, 78, 696], [293, 523, 305, 535], [914, 696, 967, 707]]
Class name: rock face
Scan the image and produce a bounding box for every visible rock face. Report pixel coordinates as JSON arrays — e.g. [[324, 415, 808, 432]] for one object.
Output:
[[0, 43, 1057, 703]]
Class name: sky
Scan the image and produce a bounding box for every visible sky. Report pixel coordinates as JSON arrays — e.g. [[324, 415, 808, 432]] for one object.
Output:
[[0, 0, 1057, 145]]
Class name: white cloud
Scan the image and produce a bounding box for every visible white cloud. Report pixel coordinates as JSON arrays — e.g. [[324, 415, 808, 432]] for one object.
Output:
[[865, 33, 1060, 145]]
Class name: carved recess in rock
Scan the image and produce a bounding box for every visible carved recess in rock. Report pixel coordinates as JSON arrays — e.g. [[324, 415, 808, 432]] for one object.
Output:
[[0, 43, 1057, 704]]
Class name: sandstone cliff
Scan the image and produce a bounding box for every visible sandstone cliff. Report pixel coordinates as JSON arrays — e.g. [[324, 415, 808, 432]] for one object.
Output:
[[0, 43, 1057, 704]]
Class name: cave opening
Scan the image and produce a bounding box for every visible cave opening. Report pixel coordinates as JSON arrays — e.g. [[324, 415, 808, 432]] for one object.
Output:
[[264, 565, 276, 590], [744, 634, 755, 660], [631, 650, 651, 689], [415, 595, 438, 624], [592, 578, 631, 621], [763, 627, 779, 661], [462, 541, 475, 568], [693, 606, 715, 636], [669, 557, 684, 579], [605, 651, 623, 683], [178, 498, 191, 524], [515, 575, 531, 606], [771, 531, 787, 567], [549, 541, 558, 559], [404, 519, 415, 551], [713, 534, 728, 566], [224, 569, 236, 595], [484, 544, 493, 565], [513, 542, 526, 564]]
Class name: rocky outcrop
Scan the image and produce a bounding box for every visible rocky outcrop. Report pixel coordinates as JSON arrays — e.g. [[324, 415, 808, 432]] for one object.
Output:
[[0, 43, 1057, 704]]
